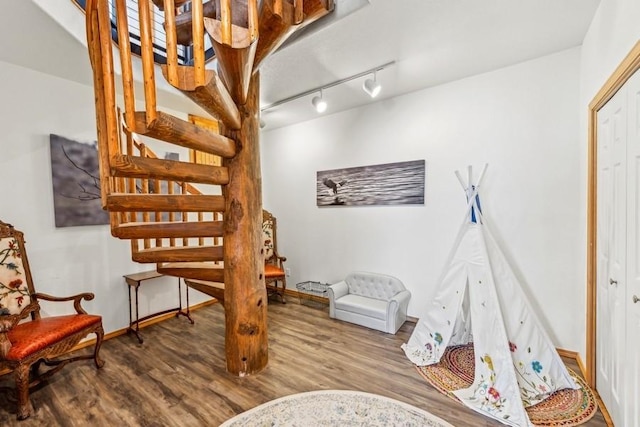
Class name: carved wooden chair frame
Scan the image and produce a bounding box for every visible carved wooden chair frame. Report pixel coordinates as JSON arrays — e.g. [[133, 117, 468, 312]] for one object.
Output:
[[0, 220, 104, 419], [263, 210, 287, 303]]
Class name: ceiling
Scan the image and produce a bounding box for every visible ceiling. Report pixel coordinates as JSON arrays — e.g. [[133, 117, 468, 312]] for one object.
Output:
[[259, 0, 601, 129], [0, 0, 601, 130]]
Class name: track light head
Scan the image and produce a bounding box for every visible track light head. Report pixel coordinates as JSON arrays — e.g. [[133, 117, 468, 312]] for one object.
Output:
[[312, 91, 327, 113], [362, 72, 381, 98]]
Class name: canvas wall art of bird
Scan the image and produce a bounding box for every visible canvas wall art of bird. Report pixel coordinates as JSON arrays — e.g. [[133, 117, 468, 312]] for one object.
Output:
[[322, 178, 348, 195]]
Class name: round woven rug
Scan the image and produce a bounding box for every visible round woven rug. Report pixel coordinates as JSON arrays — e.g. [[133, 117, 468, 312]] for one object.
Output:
[[416, 344, 598, 426], [220, 390, 454, 427]]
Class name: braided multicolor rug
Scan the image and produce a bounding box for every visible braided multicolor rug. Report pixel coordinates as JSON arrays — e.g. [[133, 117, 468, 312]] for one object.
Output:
[[416, 344, 598, 426]]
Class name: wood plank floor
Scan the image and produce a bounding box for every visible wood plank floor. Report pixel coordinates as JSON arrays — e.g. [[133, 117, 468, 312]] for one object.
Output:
[[0, 300, 608, 426]]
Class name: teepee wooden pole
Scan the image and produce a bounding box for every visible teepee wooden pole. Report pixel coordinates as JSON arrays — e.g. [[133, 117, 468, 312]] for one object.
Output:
[[455, 170, 467, 191], [476, 163, 489, 188]]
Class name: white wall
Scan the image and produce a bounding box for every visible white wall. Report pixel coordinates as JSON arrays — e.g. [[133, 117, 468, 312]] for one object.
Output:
[[0, 59, 210, 335], [578, 0, 640, 362], [261, 48, 583, 351]]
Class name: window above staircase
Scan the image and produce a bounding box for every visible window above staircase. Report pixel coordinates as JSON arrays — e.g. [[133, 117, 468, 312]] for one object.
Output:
[[73, 0, 216, 65]]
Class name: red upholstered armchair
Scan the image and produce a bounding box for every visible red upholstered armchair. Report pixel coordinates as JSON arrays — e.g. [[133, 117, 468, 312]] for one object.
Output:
[[263, 210, 287, 303], [0, 221, 104, 420]]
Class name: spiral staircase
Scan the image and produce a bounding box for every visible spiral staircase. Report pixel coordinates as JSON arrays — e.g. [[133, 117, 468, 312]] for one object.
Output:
[[84, 0, 333, 375]]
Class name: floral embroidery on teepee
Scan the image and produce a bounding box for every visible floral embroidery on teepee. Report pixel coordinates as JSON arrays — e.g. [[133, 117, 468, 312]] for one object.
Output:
[[0, 237, 31, 315], [403, 331, 445, 363], [468, 354, 508, 418], [510, 343, 557, 407]]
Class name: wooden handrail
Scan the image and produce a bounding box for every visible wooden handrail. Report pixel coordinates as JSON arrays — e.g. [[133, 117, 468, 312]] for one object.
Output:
[[96, 0, 119, 201]]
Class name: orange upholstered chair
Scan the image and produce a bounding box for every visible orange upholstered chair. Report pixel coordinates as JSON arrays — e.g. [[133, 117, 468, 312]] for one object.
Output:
[[263, 210, 287, 303], [0, 220, 104, 419]]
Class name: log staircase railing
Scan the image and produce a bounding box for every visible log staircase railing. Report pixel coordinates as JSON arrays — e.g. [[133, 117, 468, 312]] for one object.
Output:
[[84, 0, 333, 376], [113, 127, 224, 275]]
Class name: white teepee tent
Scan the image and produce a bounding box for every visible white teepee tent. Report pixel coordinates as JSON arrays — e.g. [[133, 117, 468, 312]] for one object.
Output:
[[402, 165, 579, 427]]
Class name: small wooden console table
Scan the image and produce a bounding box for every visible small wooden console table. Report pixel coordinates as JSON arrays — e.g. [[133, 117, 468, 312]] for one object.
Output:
[[124, 270, 194, 344]]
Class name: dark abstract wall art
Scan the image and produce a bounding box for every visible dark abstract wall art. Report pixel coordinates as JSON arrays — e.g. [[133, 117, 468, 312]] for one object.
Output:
[[49, 134, 110, 227]]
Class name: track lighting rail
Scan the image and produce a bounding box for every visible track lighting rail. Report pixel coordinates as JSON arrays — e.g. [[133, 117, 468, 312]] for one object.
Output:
[[260, 61, 395, 112]]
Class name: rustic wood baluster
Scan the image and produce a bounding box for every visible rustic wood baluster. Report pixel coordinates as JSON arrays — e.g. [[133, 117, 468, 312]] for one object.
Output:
[[164, 0, 179, 86], [115, 0, 136, 128], [220, 0, 232, 45], [294, 0, 304, 24], [248, 0, 258, 40], [139, 144, 151, 249], [115, 110, 126, 225], [168, 178, 176, 247], [130, 239, 139, 259], [192, 0, 206, 86], [125, 126, 136, 223], [199, 211, 206, 246], [274, 0, 283, 16], [182, 183, 189, 247], [139, 0, 157, 122], [213, 211, 222, 261], [153, 176, 161, 248]]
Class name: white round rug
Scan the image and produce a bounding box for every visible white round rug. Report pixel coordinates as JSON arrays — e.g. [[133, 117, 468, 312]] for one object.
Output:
[[220, 390, 454, 426]]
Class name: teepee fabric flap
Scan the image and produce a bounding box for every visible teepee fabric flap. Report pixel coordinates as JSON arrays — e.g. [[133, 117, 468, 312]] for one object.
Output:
[[481, 221, 579, 403], [451, 224, 533, 426], [401, 222, 477, 365]]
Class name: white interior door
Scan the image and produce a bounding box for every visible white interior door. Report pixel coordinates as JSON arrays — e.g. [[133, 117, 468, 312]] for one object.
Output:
[[625, 67, 640, 427], [596, 86, 627, 426]]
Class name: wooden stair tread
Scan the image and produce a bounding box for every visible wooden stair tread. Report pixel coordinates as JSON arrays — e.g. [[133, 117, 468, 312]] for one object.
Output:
[[111, 154, 229, 185], [160, 262, 224, 269], [106, 194, 225, 212], [184, 278, 225, 302], [158, 262, 225, 282], [133, 245, 223, 263], [161, 66, 241, 130], [184, 278, 224, 288], [112, 221, 224, 239], [134, 111, 236, 158]]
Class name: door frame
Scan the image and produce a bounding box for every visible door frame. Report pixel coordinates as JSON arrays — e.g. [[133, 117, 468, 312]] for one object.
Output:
[[586, 40, 640, 387]]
